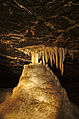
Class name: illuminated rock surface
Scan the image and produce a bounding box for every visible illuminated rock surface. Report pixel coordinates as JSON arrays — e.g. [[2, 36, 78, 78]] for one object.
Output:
[[0, 1, 79, 118], [0, 0, 79, 87], [0, 0, 79, 70], [16, 45, 79, 76], [0, 64, 79, 119]]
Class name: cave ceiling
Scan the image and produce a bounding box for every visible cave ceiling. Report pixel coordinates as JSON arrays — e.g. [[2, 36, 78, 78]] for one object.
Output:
[[0, 0, 79, 75]]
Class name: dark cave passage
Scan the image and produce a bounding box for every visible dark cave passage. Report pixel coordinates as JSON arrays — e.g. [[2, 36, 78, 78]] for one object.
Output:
[[48, 54, 79, 107], [0, 64, 21, 88], [62, 56, 79, 107]]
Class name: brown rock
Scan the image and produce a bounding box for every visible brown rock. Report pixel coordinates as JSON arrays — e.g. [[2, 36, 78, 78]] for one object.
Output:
[[0, 64, 75, 119]]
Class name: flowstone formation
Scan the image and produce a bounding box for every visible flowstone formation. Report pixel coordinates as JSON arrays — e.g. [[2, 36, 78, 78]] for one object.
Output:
[[0, 64, 78, 119]]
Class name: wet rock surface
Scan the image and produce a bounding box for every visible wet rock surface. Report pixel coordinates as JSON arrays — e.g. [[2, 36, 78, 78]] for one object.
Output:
[[0, 64, 79, 119]]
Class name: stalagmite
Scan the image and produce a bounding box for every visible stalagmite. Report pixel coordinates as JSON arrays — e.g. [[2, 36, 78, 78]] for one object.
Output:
[[0, 64, 76, 119]]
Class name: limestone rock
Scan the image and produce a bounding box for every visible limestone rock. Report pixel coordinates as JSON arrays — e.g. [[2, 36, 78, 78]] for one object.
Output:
[[0, 64, 78, 119]]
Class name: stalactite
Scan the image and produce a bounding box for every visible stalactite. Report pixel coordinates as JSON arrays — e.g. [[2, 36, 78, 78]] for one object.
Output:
[[52, 50, 55, 65], [54, 47, 58, 69], [59, 48, 64, 76], [44, 48, 48, 64], [50, 50, 53, 67], [47, 47, 52, 66], [59, 48, 62, 75], [31, 52, 35, 64], [42, 51, 45, 65], [36, 53, 39, 64], [61, 62, 64, 76], [42, 55, 45, 65], [62, 48, 65, 62], [62, 48, 65, 75], [18, 45, 71, 76], [31, 52, 39, 64]]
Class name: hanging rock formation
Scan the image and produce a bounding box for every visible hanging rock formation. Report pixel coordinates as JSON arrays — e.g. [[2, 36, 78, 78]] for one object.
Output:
[[17, 45, 79, 76]]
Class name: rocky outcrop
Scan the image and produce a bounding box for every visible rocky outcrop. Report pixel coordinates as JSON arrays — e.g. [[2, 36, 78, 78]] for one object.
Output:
[[0, 64, 78, 119]]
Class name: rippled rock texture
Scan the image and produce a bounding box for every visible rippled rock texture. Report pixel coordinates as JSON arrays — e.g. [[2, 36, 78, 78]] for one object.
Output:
[[0, 0, 79, 51], [0, 0, 79, 75], [0, 0, 79, 48], [0, 64, 79, 119], [0, 0, 79, 73]]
